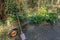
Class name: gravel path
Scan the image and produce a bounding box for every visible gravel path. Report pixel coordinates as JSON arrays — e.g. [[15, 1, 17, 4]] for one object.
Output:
[[25, 22, 60, 40]]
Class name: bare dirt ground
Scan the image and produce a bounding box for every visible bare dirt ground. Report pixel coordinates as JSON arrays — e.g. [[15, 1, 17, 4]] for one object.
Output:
[[0, 19, 60, 40], [25, 20, 60, 40]]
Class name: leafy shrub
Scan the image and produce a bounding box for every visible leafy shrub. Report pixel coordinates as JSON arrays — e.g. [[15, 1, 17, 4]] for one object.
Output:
[[5, 0, 19, 22], [27, 7, 47, 24], [28, 14, 45, 24], [27, 7, 58, 24], [0, 20, 7, 25], [5, 0, 58, 24], [38, 7, 48, 15], [19, 15, 26, 21], [46, 12, 58, 24]]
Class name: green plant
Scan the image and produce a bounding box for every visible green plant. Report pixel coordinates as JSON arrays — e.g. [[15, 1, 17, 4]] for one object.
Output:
[[46, 12, 58, 24], [38, 7, 48, 15], [19, 15, 26, 21], [5, 1, 19, 15], [0, 20, 7, 26], [27, 7, 58, 24], [5, 0, 19, 22], [27, 7, 47, 24], [28, 15, 44, 24]]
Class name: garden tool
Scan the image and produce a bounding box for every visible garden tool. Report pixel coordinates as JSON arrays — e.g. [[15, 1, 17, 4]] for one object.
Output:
[[16, 13, 26, 40]]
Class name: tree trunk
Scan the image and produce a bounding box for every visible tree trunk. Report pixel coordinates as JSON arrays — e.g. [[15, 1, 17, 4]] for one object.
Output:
[[0, 0, 7, 21]]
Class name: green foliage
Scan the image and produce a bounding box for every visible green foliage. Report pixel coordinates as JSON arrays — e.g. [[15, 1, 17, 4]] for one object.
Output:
[[38, 7, 48, 18], [28, 15, 45, 24], [0, 20, 7, 26], [27, 7, 47, 24], [8, 15, 17, 22], [5, 0, 19, 15], [27, 7, 58, 24], [4, 0, 58, 24], [57, 8, 60, 13], [47, 12, 58, 23], [19, 15, 25, 20], [5, 0, 19, 22]]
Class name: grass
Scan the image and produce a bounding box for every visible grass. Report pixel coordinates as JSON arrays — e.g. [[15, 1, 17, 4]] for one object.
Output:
[[0, 20, 18, 40]]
